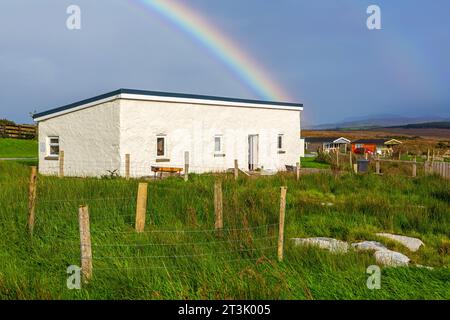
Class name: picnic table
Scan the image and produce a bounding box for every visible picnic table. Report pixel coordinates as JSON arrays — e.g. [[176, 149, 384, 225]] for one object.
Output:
[[151, 166, 183, 179]]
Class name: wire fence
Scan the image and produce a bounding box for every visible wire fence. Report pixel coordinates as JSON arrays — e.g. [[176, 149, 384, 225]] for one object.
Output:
[[0, 170, 285, 285], [39, 158, 240, 178], [0, 161, 446, 292]]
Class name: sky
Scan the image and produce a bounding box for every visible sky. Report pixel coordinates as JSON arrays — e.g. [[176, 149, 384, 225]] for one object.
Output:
[[0, 0, 449, 125]]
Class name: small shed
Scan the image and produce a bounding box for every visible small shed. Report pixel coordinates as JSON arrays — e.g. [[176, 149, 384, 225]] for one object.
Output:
[[352, 139, 402, 155], [305, 137, 351, 153]]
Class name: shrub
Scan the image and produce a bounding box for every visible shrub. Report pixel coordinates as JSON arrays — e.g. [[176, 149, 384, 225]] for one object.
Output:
[[315, 149, 332, 164], [0, 119, 15, 126]]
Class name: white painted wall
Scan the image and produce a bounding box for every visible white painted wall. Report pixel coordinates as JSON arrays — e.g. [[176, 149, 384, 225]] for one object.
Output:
[[37, 100, 121, 177], [37, 97, 303, 177], [119, 99, 302, 176], [300, 138, 305, 158]]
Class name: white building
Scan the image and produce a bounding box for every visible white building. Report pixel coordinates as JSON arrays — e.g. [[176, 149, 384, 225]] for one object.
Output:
[[33, 89, 304, 177]]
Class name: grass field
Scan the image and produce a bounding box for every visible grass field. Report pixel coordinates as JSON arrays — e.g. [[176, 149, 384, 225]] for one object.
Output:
[[300, 157, 331, 169], [0, 161, 449, 300], [0, 138, 38, 158]]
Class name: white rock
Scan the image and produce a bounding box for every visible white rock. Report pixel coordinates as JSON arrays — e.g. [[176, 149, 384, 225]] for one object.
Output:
[[291, 237, 348, 253], [376, 233, 424, 252], [374, 249, 410, 267], [415, 264, 434, 270], [352, 241, 387, 252], [320, 202, 334, 206]]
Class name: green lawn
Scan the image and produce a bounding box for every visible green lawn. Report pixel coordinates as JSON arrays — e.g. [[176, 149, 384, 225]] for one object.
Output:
[[0, 138, 38, 158], [0, 162, 448, 299], [301, 156, 331, 169]]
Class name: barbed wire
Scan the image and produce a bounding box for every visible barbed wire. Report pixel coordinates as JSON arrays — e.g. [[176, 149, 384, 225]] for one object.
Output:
[[33, 211, 138, 222], [32, 199, 428, 214], [81, 235, 277, 248], [36, 197, 137, 204], [22, 221, 278, 240], [91, 246, 277, 260], [93, 256, 267, 272], [90, 223, 279, 235]]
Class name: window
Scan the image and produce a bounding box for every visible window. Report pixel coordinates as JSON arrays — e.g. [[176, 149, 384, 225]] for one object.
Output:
[[278, 134, 284, 150], [156, 136, 166, 157], [47, 136, 60, 157], [214, 135, 223, 153]]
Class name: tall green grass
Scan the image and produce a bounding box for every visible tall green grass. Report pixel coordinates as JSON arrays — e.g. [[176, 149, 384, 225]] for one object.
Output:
[[300, 157, 331, 169], [0, 162, 448, 299], [0, 138, 38, 158]]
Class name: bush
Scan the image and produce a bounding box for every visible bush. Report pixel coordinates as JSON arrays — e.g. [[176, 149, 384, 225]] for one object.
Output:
[[0, 119, 15, 126], [315, 149, 332, 164]]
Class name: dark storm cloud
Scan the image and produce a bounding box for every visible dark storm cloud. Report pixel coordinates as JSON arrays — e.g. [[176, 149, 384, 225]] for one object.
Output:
[[0, 0, 449, 124]]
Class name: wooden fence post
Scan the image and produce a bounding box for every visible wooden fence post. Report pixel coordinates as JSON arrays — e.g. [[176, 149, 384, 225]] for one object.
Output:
[[353, 163, 358, 174], [296, 162, 300, 181], [412, 157, 417, 177], [59, 150, 64, 178], [427, 149, 430, 162], [376, 158, 380, 174], [278, 186, 287, 262], [135, 183, 148, 233], [214, 180, 223, 236], [125, 154, 130, 180], [79, 205, 92, 283], [184, 151, 189, 182], [234, 159, 239, 181], [335, 150, 339, 168], [349, 150, 353, 170], [27, 166, 37, 235]]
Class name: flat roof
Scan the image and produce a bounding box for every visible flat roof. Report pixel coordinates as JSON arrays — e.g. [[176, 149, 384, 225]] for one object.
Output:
[[304, 137, 351, 143], [352, 139, 388, 144], [305, 137, 341, 143], [33, 88, 303, 120]]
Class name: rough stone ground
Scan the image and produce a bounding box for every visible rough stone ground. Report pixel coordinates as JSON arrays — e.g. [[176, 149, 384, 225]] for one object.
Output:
[[292, 235, 427, 267], [375, 233, 424, 252]]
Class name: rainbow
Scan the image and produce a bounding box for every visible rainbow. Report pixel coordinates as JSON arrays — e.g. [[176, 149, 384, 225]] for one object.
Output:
[[129, 0, 292, 102]]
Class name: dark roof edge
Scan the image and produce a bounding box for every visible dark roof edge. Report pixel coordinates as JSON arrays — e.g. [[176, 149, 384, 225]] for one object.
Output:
[[352, 139, 388, 143], [33, 88, 303, 119], [33, 89, 123, 119]]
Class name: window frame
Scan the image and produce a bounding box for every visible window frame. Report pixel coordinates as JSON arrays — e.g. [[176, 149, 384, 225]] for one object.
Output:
[[277, 134, 284, 151], [156, 135, 167, 158], [214, 135, 223, 154], [46, 136, 60, 158]]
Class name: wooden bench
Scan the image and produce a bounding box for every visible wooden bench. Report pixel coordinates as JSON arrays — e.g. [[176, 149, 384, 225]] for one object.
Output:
[[285, 165, 295, 172], [151, 166, 183, 179]]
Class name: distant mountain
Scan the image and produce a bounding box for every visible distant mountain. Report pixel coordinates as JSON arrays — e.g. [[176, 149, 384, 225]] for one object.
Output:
[[308, 114, 450, 130], [389, 121, 450, 129]]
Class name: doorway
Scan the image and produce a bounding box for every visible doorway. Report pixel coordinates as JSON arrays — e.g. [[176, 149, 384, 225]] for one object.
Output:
[[248, 134, 259, 171]]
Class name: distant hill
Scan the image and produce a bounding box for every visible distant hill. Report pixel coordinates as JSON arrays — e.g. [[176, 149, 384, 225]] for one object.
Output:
[[389, 122, 450, 129], [308, 114, 450, 130]]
